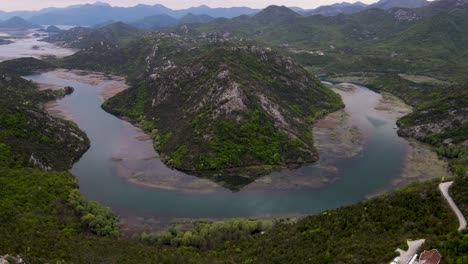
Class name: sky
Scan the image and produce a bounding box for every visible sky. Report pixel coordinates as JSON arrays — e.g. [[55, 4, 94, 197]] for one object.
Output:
[[0, 0, 380, 12]]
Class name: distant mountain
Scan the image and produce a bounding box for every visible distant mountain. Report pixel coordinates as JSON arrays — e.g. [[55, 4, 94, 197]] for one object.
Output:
[[130, 14, 178, 29], [178, 13, 215, 25], [426, 0, 468, 13], [369, 0, 430, 10], [44, 25, 63, 33], [306, 2, 368, 16], [41, 26, 92, 47], [253, 5, 302, 23], [43, 22, 139, 49], [181, 5, 259, 18], [0, 16, 40, 29], [129, 13, 214, 29], [0, 2, 258, 26]]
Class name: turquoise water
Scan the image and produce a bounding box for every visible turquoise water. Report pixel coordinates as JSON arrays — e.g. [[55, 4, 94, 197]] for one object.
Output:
[[25, 72, 408, 220]]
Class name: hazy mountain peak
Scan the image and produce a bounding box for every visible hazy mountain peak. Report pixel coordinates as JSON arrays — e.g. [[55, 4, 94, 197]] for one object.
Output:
[[91, 1, 111, 7], [0, 16, 39, 29], [255, 5, 301, 20]]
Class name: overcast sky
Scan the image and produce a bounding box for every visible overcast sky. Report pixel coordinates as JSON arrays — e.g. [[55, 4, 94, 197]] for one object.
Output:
[[1, 0, 381, 12]]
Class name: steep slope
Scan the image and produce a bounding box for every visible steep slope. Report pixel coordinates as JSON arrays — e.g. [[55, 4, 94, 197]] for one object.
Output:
[[0, 64, 89, 170]]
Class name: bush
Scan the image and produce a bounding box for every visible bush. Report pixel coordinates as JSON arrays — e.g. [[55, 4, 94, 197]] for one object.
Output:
[[68, 189, 119, 237], [139, 219, 272, 250]]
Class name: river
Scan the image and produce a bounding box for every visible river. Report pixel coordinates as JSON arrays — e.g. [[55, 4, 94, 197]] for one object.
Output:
[[4, 31, 447, 227], [23, 70, 434, 227]]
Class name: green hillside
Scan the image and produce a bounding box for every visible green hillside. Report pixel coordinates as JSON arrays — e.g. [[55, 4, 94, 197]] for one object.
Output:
[[0, 68, 89, 170]]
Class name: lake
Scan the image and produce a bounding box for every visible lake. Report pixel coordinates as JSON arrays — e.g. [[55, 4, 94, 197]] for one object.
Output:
[[0, 29, 75, 61]]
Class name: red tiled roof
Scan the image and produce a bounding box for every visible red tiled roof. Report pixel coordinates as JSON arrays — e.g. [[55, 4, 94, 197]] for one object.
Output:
[[419, 249, 441, 264]]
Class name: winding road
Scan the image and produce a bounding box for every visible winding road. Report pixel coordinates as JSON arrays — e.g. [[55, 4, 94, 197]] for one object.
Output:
[[439, 181, 467, 231]]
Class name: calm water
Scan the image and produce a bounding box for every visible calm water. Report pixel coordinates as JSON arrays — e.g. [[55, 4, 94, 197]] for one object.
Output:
[[0, 29, 75, 61], [24, 72, 409, 221]]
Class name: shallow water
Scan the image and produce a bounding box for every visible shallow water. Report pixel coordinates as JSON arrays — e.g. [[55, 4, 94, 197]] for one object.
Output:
[[24, 72, 410, 222]]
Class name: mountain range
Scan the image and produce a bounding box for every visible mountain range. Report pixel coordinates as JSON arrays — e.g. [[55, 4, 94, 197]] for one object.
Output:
[[0, 2, 258, 26], [0, 0, 434, 26], [305, 2, 368, 16], [130, 13, 215, 29]]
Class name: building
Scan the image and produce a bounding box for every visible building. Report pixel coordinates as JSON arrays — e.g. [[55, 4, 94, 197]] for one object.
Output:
[[418, 249, 441, 264]]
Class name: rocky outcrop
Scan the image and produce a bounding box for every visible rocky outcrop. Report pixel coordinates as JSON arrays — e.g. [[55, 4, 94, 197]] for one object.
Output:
[[391, 9, 421, 21], [0, 255, 26, 264]]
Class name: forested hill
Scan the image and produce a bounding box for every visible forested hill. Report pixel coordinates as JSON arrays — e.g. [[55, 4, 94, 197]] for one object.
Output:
[[0, 63, 89, 170], [182, 0, 468, 179], [57, 33, 343, 189]]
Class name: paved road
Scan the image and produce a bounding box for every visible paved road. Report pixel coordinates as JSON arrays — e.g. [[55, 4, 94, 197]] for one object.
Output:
[[439, 181, 467, 231], [396, 239, 425, 264]]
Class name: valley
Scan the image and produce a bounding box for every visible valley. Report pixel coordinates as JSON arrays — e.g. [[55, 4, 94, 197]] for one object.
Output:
[[25, 69, 445, 225], [0, 0, 467, 263]]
